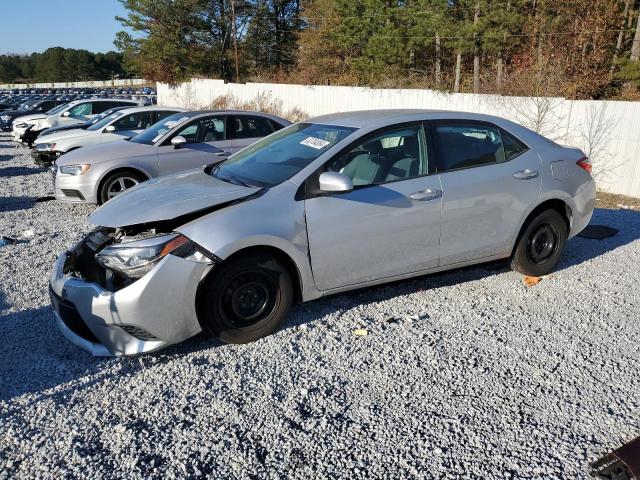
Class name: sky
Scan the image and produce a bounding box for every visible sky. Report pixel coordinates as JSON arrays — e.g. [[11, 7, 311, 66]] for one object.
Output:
[[0, 0, 129, 55]]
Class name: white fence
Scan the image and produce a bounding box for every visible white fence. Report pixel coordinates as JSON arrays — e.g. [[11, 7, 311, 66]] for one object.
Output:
[[158, 78, 640, 198], [0, 78, 149, 89]]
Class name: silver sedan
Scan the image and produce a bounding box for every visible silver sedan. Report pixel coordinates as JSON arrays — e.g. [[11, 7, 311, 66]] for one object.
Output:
[[50, 110, 596, 355], [53, 110, 291, 204]]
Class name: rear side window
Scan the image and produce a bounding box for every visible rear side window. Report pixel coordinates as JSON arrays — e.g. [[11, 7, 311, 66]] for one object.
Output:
[[434, 122, 506, 172], [501, 129, 529, 161], [229, 115, 275, 139], [155, 110, 177, 122], [92, 102, 117, 114]]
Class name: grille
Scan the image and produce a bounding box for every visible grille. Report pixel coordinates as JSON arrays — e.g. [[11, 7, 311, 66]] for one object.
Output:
[[49, 287, 100, 344], [61, 189, 85, 200], [120, 325, 158, 341]]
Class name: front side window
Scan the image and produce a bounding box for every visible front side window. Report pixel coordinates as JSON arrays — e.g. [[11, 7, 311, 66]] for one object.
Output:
[[434, 122, 506, 172], [212, 123, 356, 188], [129, 113, 194, 145], [68, 102, 92, 117], [327, 124, 428, 187], [229, 115, 274, 139]]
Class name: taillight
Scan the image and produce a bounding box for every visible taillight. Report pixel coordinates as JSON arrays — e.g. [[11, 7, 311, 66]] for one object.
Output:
[[576, 157, 592, 175]]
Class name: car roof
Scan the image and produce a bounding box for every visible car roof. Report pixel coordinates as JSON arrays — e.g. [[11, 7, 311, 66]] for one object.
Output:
[[308, 109, 520, 129], [113, 105, 188, 114], [187, 110, 290, 123]]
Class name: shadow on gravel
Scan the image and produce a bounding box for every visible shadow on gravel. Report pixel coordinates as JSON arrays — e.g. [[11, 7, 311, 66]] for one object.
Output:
[[0, 143, 16, 149], [0, 166, 47, 177], [559, 207, 640, 271], [0, 196, 38, 213], [0, 155, 11, 162]]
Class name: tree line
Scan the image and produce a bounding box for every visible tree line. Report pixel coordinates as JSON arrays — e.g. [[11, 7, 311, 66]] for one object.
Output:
[[0, 48, 126, 84], [115, 0, 640, 99]]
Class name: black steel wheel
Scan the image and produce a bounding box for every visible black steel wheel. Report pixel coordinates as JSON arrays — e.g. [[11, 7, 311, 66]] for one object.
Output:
[[511, 208, 568, 276], [197, 253, 294, 344]]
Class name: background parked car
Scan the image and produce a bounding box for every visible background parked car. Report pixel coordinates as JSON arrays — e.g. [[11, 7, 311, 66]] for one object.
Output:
[[35, 106, 128, 143], [0, 99, 68, 132], [32, 106, 187, 166], [12, 98, 143, 146], [53, 110, 291, 203]]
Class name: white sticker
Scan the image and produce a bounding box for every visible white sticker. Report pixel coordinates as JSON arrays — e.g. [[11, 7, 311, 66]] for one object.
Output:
[[300, 136, 331, 149], [163, 121, 178, 128]]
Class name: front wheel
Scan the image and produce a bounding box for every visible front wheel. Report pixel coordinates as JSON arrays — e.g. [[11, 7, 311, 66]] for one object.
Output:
[[99, 170, 146, 204], [510, 209, 568, 277], [197, 253, 294, 344]]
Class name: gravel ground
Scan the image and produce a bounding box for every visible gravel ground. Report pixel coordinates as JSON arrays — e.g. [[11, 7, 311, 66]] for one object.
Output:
[[1, 134, 640, 479]]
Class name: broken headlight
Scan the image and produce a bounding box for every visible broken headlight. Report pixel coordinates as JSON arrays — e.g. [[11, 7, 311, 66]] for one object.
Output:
[[95, 233, 213, 280]]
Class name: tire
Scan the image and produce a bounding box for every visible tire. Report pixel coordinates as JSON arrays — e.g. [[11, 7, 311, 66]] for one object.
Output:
[[197, 253, 294, 344], [510, 208, 568, 277], [99, 170, 146, 204]]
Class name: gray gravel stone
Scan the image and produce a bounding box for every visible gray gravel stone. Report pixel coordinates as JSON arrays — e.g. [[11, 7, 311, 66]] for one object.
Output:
[[1, 134, 640, 479]]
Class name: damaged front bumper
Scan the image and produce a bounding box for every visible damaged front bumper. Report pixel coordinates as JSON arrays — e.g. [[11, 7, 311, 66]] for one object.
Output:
[[49, 234, 214, 356]]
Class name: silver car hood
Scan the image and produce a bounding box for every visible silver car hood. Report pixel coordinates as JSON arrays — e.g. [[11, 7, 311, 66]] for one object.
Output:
[[57, 140, 152, 166], [89, 168, 260, 228], [38, 129, 91, 144]]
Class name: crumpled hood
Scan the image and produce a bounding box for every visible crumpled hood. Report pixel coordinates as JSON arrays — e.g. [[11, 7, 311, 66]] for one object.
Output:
[[89, 168, 260, 228], [12, 113, 45, 125], [37, 129, 90, 145], [56, 140, 152, 167]]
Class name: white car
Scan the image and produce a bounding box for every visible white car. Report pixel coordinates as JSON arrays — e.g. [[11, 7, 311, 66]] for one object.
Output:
[[12, 98, 142, 145], [32, 106, 187, 165]]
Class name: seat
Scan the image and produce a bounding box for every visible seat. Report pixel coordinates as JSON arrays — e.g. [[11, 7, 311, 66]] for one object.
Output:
[[382, 135, 421, 182], [340, 140, 385, 186]]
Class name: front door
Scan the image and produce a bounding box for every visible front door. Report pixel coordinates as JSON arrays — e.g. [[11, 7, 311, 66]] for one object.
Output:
[[431, 120, 541, 266], [305, 123, 442, 291], [156, 115, 232, 176]]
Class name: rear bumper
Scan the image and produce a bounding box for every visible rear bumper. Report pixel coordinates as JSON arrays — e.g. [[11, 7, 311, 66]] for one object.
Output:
[[49, 250, 212, 356], [569, 178, 596, 238]]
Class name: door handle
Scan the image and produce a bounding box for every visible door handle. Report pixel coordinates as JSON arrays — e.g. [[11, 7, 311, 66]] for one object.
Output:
[[513, 169, 539, 180], [409, 189, 442, 201]]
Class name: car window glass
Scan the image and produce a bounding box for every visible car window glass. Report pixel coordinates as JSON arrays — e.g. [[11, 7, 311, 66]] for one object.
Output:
[[68, 102, 92, 116], [327, 124, 427, 187], [92, 102, 116, 114], [501, 129, 529, 161], [114, 112, 153, 131], [170, 120, 201, 144], [435, 123, 506, 172], [230, 115, 274, 139], [212, 123, 355, 188], [200, 116, 225, 142], [156, 110, 176, 122], [87, 111, 124, 131]]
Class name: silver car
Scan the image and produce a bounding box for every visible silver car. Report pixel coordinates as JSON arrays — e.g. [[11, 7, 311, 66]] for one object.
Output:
[[50, 110, 596, 356], [53, 110, 291, 204]]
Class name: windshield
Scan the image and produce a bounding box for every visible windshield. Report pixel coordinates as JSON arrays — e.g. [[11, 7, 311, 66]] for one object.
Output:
[[211, 123, 356, 188], [87, 111, 125, 131], [129, 113, 192, 145], [46, 103, 68, 115]]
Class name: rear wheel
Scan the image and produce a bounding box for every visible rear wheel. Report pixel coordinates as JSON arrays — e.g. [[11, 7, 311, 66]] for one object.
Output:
[[99, 170, 146, 204], [510, 209, 568, 276], [197, 253, 294, 344]]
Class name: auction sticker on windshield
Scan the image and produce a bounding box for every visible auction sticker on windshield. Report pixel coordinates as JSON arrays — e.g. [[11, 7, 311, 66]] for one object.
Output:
[[300, 136, 331, 149]]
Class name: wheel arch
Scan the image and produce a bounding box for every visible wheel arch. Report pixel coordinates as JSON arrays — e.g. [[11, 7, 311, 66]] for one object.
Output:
[[510, 198, 572, 256], [96, 166, 151, 203], [215, 245, 305, 303]]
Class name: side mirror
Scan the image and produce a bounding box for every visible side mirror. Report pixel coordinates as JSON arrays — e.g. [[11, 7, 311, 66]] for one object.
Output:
[[62, 111, 70, 117], [171, 135, 186, 149], [104, 125, 116, 133], [319, 171, 353, 194]]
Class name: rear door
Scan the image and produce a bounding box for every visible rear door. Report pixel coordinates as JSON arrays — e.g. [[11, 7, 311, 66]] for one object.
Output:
[[431, 120, 541, 266], [228, 115, 277, 153], [155, 114, 231, 175]]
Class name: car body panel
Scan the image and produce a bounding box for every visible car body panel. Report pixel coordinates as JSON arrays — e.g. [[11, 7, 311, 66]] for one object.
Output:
[[88, 168, 260, 227]]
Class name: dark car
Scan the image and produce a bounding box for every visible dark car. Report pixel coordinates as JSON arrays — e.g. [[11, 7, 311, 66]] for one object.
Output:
[[0, 99, 67, 132]]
